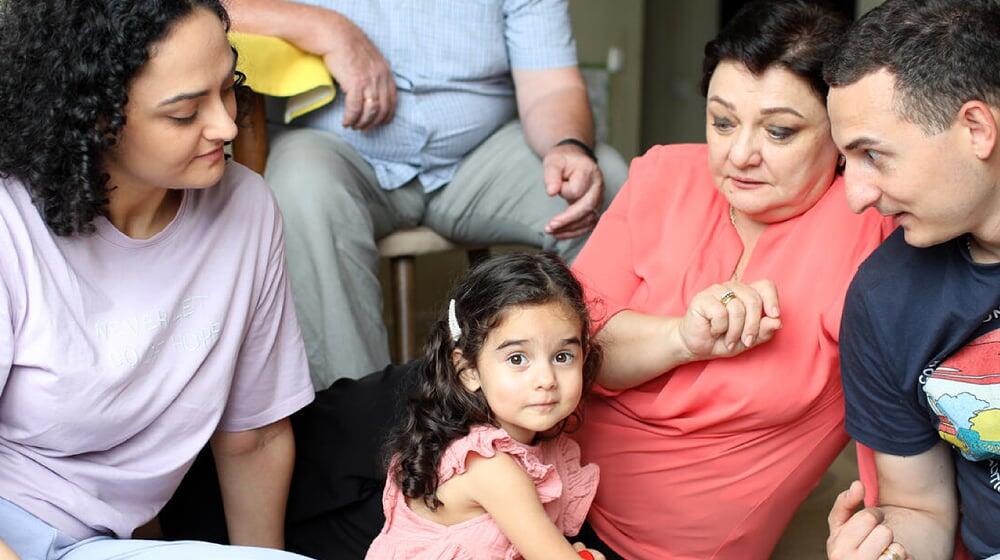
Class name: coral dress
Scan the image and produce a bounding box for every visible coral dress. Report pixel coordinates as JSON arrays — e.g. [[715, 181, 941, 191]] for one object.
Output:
[[365, 425, 599, 560]]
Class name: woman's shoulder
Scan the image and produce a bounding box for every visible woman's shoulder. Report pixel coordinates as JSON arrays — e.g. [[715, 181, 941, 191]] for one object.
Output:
[[805, 177, 895, 245], [632, 144, 709, 174], [622, 144, 715, 201], [188, 161, 283, 236], [215, 161, 276, 210]]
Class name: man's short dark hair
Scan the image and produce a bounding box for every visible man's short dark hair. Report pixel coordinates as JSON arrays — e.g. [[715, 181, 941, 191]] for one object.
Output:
[[825, 0, 1000, 133]]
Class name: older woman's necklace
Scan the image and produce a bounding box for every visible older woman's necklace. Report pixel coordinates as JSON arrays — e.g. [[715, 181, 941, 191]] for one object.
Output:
[[728, 205, 762, 281]]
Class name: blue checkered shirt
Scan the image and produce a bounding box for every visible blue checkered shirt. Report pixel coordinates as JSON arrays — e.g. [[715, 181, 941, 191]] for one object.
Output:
[[286, 0, 578, 191]]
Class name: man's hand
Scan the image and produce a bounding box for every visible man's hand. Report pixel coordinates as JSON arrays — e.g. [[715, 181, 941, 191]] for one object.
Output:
[[827, 481, 910, 560], [318, 12, 396, 130], [543, 143, 603, 239], [227, 0, 396, 130]]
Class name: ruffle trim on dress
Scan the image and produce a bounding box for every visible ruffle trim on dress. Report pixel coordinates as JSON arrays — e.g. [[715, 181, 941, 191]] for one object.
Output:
[[438, 425, 563, 504], [548, 435, 600, 535]]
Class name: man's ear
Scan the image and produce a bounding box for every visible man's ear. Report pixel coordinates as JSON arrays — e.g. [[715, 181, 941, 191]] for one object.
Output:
[[957, 100, 998, 161], [452, 349, 481, 392]]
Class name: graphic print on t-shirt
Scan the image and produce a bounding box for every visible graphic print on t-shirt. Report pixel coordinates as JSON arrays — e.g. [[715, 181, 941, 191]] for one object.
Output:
[[924, 327, 1000, 462]]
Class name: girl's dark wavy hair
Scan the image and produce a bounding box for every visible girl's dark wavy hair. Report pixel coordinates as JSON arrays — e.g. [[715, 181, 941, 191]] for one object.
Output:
[[387, 252, 602, 510], [0, 0, 250, 236]]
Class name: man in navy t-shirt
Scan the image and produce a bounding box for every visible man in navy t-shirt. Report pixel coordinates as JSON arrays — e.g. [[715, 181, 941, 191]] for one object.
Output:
[[823, 0, 1000, 559]]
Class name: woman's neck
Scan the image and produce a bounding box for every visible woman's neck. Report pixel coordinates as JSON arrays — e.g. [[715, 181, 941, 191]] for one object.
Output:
[[106, 182, 183, 240]]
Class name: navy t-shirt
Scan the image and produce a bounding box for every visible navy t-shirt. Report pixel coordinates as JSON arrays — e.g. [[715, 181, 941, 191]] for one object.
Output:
[[841, 229, 1000, 559]]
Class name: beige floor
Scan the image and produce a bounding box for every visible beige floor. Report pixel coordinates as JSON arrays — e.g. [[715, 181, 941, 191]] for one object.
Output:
[[381, 250, 860, 560]]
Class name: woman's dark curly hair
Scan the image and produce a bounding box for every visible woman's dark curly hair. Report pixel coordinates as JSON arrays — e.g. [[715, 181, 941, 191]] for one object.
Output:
[[0, 1, 249, 236], [387, 252, 602, 511], [701, 0, 849, 100]]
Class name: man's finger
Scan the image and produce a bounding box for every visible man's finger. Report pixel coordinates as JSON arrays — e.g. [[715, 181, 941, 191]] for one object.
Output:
[[384, 74, 398, 123], [858, 523, 894, 559], [546, 187, 597, 233], [341, 89, 364, 128], [550, 223, 593, 240], [829, 480, 867, 529], [561, 164, 590, 201], [543, 156, 566, 198], [355, 97, 379, 130], [877, 542, 907, 560]]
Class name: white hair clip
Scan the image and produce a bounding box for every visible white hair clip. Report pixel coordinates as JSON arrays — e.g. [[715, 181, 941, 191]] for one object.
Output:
[[448, 298, 462, 342]]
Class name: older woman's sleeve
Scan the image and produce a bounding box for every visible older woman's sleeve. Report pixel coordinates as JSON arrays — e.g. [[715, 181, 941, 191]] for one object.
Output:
[[572, 160, 642, 333]]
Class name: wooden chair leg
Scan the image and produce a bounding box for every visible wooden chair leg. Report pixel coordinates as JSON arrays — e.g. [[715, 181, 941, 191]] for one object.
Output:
[[390, 255, 417, 362], [467, 248, 490, 267]]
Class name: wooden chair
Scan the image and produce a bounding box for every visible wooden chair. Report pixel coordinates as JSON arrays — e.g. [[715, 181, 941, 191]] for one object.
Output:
[[233, 93, 488, 362]]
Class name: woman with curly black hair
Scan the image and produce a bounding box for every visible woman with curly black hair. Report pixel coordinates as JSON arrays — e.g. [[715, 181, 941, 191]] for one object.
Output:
[[0, 2, 315, 559]]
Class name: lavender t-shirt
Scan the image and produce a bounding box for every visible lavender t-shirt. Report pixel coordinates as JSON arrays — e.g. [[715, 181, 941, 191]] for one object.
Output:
[[0, 162, 315, 540]]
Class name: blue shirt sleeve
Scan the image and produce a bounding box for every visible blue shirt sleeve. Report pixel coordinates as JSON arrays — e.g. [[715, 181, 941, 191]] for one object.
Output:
[[840, 273, 942, 456], [503, 0, 578, 69]]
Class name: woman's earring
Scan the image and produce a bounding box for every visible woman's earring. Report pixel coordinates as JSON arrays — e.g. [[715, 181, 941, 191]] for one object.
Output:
[[836, 154, 846, 173]]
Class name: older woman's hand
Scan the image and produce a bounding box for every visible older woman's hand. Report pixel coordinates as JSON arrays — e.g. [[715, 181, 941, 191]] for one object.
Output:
[[678, 280, 781, 361]]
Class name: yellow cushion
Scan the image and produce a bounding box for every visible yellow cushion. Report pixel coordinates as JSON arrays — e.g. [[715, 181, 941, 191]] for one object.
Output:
[[229, 32, 336, 123]]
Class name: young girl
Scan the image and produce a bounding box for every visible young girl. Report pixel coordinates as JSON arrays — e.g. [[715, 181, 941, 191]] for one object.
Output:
[[365, 253, 605, 560]]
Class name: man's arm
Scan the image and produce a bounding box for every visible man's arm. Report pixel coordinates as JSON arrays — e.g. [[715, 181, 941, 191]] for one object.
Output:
[[877, 442, 959, 558], [828, 442, 959, 560], [226, 0, 395, 129], [211, 417, 296, 549], [512, 67, 601, 239]]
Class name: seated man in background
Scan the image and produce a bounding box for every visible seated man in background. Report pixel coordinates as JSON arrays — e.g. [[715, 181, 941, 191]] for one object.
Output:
[[227, 0, 628, 390], [824, 0, 1000, 559]]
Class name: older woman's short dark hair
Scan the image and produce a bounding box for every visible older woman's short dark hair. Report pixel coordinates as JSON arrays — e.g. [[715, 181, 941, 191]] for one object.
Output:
[[824, 0, 1000, 134], [701, 0, 849, 100], [0, 1, 241, 236]]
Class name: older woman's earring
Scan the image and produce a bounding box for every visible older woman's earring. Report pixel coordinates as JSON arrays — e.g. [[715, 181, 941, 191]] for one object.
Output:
[[836, 154, 846, 173]]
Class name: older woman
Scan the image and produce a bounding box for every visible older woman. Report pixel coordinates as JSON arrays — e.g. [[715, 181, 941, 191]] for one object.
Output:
[[571, 1, 894, 558], [0, 2, 314, 559]]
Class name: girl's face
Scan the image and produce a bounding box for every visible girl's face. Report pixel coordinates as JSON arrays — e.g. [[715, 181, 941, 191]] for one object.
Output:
[[459, 301, 585, 444], [104, 8, 238, 196]]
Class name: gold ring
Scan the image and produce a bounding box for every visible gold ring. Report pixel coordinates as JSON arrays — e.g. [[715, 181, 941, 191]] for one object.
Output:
[[364, 96, 376, 103], [878, 547, 904, 560], [719, 289, 737, 305]]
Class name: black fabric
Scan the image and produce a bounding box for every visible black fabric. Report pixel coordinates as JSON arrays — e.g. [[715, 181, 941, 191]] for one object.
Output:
[[159, 360, 420, 559], [840, 230, 1000, 558]]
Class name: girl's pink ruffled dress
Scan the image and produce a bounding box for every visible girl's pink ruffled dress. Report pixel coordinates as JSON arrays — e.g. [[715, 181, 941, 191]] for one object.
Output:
[[364, 425, 599, 560]]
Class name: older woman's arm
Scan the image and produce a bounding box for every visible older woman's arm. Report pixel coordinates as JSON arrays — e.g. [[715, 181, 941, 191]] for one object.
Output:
[[596, 280, 782, 391], [211, 417, 296, 549]]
